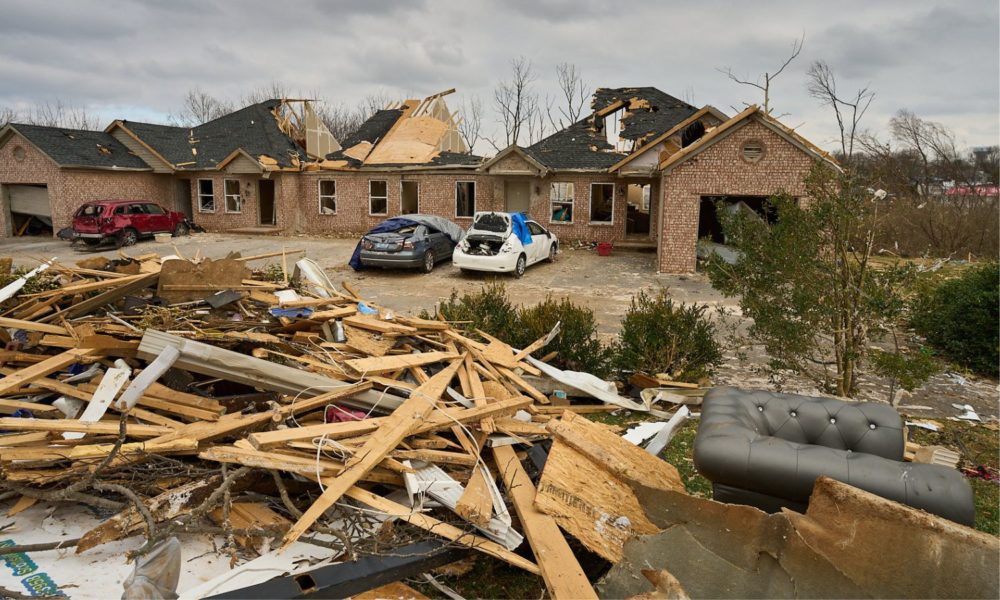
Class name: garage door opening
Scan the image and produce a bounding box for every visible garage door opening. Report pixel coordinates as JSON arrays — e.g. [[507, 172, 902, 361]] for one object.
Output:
[[698, 195, 775, 243], [3, 183, 52, 237]]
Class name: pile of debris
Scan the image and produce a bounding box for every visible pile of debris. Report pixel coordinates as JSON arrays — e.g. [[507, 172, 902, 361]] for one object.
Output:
[[0, 251, 996, 599]]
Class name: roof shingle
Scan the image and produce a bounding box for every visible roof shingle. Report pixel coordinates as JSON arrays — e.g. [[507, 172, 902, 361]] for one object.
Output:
[[6, 123, 150, 170]]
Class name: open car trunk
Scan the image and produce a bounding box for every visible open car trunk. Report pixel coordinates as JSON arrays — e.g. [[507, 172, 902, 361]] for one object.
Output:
[[464, 232, 507, 256]]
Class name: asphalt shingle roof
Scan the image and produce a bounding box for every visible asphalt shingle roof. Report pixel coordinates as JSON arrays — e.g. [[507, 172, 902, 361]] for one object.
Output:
[[123, 100, 302, 170], [525, 87, 699, 171], [8, 123, 150, 170]]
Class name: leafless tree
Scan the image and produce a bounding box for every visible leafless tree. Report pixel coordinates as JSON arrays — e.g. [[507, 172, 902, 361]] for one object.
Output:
[[313, 102, 365, 144], [24, 100, 101, 130], [528, 97, 550, 145], [493, 56, 539, 148], [168, 89, 233, 126], [239, 81, 293, 106], [547, 62, 588, 129], [718, 35, 804, 115], [458, 95, 483, 153], [0, 106, 17, 126], [357, 91, 400, 120], [806, 60, 875, 162]]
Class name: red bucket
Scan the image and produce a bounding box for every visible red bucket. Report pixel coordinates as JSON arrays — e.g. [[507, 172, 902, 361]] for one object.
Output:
[[597, 242, 613, 256]]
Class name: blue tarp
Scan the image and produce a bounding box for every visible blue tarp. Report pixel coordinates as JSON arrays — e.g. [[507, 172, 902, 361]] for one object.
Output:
[[510, 212, 532, 246], [349, 217, 419, 271]]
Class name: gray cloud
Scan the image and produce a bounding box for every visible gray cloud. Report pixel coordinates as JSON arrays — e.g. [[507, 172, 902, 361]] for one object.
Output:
[[0, 0, 995, 149]]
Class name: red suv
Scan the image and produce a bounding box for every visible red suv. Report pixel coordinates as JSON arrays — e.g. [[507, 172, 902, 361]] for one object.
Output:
[[72, 200, 189, 246]]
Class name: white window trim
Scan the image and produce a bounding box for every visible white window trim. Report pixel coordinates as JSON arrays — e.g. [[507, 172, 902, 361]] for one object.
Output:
[[549, 182, 575, 225], [197, 178, 215, 213], [589, 182, 615, 225], [224, 179, 242, 214], [455, 180, 476, 218], [318, 179, 337, 215], [369, 179, 389, 216]]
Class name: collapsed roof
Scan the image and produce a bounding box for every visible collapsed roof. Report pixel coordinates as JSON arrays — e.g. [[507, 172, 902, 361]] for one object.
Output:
[[524, 87, 700, 171], [325, 89, 480, 169]]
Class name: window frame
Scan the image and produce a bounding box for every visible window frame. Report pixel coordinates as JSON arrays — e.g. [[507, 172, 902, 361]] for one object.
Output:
[[549, 182, 575, 224], [197, 179, 215, 213], [318, 179, 337, 215], [224, 179, 242, 214], [369, 179, 388, 216], [589, 182, 615, 225], [455, 181, 476, 218]]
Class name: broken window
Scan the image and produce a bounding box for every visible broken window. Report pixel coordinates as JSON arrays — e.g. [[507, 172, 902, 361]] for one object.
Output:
[[456, 181, 476, 217], [369, 180, 388, 215], [198, 179, 215, 212], [590, 183, 614, 224], [224, 179, 241, 213], [319, 180, 336, 214], [550, 182, 574, 223]]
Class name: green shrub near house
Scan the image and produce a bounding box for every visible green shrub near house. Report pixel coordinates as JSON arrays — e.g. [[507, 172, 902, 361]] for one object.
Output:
[[512, 295, 609, 378], [911, 262, 999, 377]]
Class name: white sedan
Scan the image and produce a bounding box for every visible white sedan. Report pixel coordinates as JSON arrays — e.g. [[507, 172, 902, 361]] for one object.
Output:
[[452, 212, 558, 278]]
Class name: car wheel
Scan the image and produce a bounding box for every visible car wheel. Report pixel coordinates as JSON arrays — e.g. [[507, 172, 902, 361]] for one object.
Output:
[[173, 221, 190, 237], [513, 254, 526, 278], [118, 228, 138, 247], [547, 243, 558, 262], [422, 251, 435, 273]]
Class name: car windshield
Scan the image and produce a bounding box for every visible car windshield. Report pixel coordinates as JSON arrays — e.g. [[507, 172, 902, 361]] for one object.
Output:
[[473, 213, 509, 233], [76, 204, 103, 217]]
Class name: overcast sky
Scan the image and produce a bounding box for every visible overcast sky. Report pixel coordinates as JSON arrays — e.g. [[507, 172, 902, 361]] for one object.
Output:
[[1, 0, 997, 153]]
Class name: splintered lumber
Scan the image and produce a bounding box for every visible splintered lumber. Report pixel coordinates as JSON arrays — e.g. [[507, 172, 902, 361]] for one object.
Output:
[[343, 315, 417, 335], [115, 345, 179, 410], [0, 348, 101, 395], [0, 418, 171, 438], [0, 398, 63, 415], [57, 272, 160, 321], [344, 486, 540, 576], [0, 438, 198, 462], [344, 351, 460, 375], [136, 330, 402, 411], [492, 445, 597, 599], [0, 317, 67, 335], [282, 359, 463, 549], [533, 411, 685, 562], [454, 465, 494, 527]]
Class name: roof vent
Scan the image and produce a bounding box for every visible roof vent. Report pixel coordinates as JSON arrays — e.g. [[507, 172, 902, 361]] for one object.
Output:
[[742, 140, 765, 163]]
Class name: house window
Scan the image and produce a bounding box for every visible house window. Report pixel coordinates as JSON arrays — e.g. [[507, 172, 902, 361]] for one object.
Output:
[[742, 141, 765, 163], [590, 183, 614, 224], [369, 180, 388, 215], [224, 179, 241, 213], [456, 181, 476, 217], [550, 182, 574, 223], [198, 179, 215, 212], [319, 180, 336, 214]]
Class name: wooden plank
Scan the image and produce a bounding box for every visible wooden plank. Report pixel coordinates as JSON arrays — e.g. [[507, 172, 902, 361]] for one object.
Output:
[[0, 432, 51, 447], [344, 351, 460, 375], [344, 486, 540, 576], [454, 465, 494, 527], [0, 438, 197, 462], [282, 359, 463, 549], [0, 398, 63, 415], [497, 366, 549, 404], [0, 418, 170, 437], [0, 317, 66, 335], [342, 316, 417, 335], [492, 445, 597, 599], [0, 348, 100, 396]]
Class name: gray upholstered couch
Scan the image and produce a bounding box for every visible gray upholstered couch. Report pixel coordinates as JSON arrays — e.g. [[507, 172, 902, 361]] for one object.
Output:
[[693, 387, 975, 526]]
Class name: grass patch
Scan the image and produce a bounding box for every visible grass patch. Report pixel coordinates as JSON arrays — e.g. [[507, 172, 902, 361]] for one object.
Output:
[[910, 420, 999, 535]]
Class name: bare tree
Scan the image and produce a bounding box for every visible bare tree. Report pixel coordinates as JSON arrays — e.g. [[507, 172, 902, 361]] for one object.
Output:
[[313, 102, 365, 144], [25, 100, 101, 130], [168, 89, 233, 126], [806, 60, 875, 162], [493, 56, 539, 148], [458, 95, 483, 153], [0, 106, 17, 126], [358, 91, 400, 120], [528, 97, 550, 145], [718, 35, 804, 115], [548, 62, 588, 129]]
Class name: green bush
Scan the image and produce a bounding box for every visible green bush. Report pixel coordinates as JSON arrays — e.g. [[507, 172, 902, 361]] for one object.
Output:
[[613, 290, 722, 382], [911, 262, 999, 377], [429, 281, 519, 339], [514, 295, 609, 377]]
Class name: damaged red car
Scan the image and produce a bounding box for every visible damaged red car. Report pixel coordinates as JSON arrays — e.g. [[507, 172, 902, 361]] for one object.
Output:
[[71, 200, 189, 246]]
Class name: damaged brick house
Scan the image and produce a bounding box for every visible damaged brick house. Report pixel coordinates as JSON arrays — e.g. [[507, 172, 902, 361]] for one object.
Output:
[[0, 87, 836, 273]]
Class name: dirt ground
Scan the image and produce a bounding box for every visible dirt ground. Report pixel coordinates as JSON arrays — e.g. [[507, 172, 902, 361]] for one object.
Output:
[[2, 232, 996, 420]]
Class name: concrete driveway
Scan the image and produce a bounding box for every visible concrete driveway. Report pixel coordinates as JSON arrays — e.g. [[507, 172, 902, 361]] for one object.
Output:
[[0, 231, 732, 336]]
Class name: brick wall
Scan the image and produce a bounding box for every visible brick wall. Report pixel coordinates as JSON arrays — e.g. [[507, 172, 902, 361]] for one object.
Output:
[[0, 132, 174, 237], [520, 173, 626, 243], [658, 118, 815, 273], [186, 172, 272, 231]]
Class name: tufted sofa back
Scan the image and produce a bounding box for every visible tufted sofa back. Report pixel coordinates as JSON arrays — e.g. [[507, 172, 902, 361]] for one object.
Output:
[[720, 388, 904, 459]]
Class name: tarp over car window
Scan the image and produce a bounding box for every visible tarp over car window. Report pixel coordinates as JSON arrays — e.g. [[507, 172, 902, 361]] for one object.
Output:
[[510, 212, 532, 246], [349, 214, 466, 271]]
